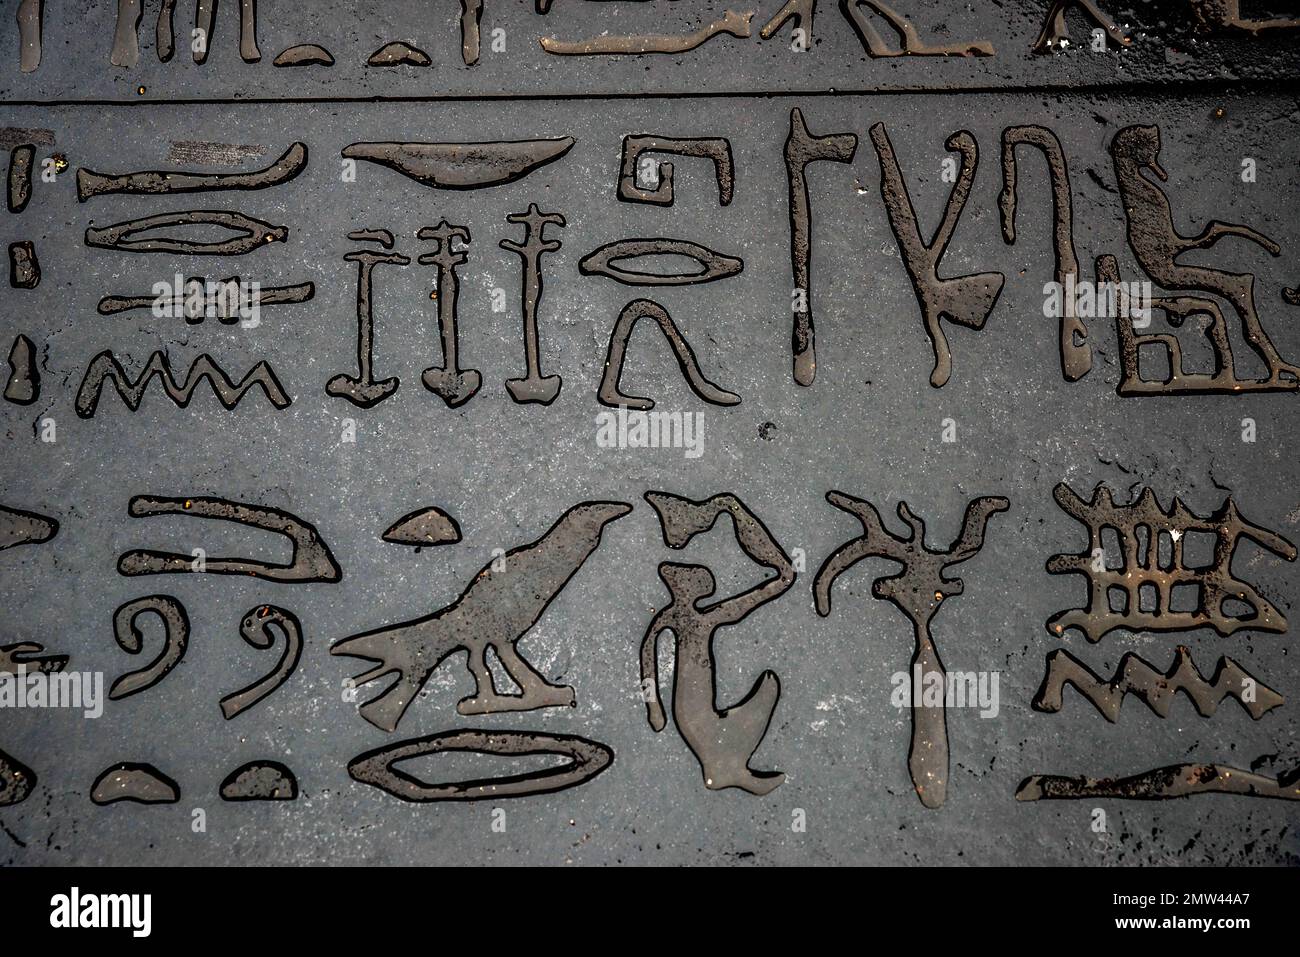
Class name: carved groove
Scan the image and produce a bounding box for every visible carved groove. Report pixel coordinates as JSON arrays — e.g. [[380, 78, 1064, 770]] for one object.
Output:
[[75, 350, 291, 418], [349, 730, 614, 801], [1017, 763, 1300, 801], [1032, 646, 1282, 721], [117, 495, 342, 584]]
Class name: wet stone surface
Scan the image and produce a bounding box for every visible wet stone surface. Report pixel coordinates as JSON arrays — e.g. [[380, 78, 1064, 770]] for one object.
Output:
[[0, 0, 1298, 865]]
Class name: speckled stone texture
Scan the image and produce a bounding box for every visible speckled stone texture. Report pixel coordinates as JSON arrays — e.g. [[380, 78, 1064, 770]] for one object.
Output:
[[1, 0, 1298, 865]]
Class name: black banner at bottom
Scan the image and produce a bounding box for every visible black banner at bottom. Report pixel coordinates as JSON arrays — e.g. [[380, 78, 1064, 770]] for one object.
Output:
[[0, 865, 1293, 943]]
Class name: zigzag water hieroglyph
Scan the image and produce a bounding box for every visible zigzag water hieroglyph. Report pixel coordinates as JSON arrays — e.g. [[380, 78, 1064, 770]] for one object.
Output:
[[1032, 646, 1283, 722], [75, 350, 291, 418]]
